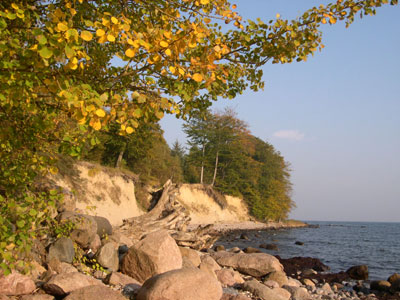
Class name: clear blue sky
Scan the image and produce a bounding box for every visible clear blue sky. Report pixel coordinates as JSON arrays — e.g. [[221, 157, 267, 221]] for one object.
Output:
[[160, 1, 400, 222]]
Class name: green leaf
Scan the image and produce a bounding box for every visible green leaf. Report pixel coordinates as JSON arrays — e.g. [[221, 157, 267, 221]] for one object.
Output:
[[37, 35, 47, 45], [29, 209, 37, 216], [38, 47, 53, 59], [16, 220, 25, 228]]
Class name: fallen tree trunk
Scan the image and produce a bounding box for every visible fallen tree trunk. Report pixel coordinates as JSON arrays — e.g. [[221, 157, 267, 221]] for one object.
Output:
[[118, 180, 217, 250]]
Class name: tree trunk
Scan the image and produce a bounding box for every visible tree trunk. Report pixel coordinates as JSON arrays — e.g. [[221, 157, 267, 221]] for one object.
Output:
[[200, 144, 205, 184], [211, 150, 219, 187], [115, 143, 126, 168]]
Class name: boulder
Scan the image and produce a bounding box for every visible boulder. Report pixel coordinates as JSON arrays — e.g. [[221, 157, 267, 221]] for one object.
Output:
[[263, 270, 288, 287], [243, 247, 261, 254], [199, 255, 221, 278], [136, 268, 222, 300], [0, 271, 36, 296], [212, 252, 283, 277], [243, 280, 290, 300], [286, 278, 302, 287], [388, 273, 400, 284], [370, 280, 391, 292], [63, 285, 125, 300], [321, 283, 332, 293], [20, 295, 55, 300], [259, 243, 278, 251], [96, 242, 119, 272], [89, 234, 102, 253], [283, 285, 311, 300], [48, 237, 75, 264], [43, 272, 104, 296], [58, 212, 98, 248], [104, 272, 141, 286], [48, 259, 77, 274], [215, 269, 244, 287], [120, 230, 182, 283], [93, 216, 113, 238], [391, 279, 400, 292], [276, 256, 330, 276], [29, 260, 47, 281], [221, 294, 252, 300], [179, 247, 201, 267], [346, 265, 369, 280]]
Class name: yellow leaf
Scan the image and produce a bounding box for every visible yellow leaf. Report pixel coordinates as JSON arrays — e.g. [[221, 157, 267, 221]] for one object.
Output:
[[57, 23, 68, 32], [204, 18, 211, 24], [188, 41, 197, 48], [329, 17, 337, 24], [122, 24, 130, 31], [160, 41, 169, 48], [322, 18, 327, 24], [81, 31, 93, 41], [178, 68, 185, 76], [200, 0, 209, 4], [276, 13, 281, 19], [95, 109, 106, 117], [98, 35, 107, 44], [11, 3, 19, 10], [165, 48, 172, 56], [111, 17, 118, 24], [92, 119, 101, 130], [169, 66, 176, 74], [125, 48, 136, 58], [86, 104, 95, 112], [96, 29, 105, 37], [107, 34, 116, 42], [192, 73, 203, 82], [126, 126, 134, 134], [163, 31, 172, 39]]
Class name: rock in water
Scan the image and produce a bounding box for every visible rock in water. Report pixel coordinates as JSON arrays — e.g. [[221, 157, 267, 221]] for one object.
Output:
[[346, 265, 369, 280], [136, 268, 222, 300], [120, 230, 182, 283]]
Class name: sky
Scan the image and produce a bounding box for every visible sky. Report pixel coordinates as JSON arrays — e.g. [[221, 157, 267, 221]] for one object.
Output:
[[160, 1, 400, 222]]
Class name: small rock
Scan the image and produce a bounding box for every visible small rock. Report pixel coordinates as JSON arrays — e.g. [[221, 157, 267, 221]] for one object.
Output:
[[259, 243, 279, 251], [286, 277, 302, 287], [48, 237, 75, 264], [215, 245, 226, 252], [243, 247, 261, 254], [264, 280, 280, 288], [243, 280, 290, 300], [283, 285, 311, 300], [303, 278, 316, 289], [295, 241, 304, 246], [221, 294, 251, 300], [370, 280, 391, 292], [228, 247, 242, 253], [240, 233, 249, 240], [96, 242, 119, 272], [388, 273, 400, 284], [391, 279, 400, 291], [63, 285, 125, 300], [29, 260, 47, 281], [0, 271, 36, 296], [321, 283, 333, 293], [346, 265, 368, 280], [123, 283, 142, 298], [302, 269, 317, 276], [179, 247, 201, 267], [264, 271, 288, 287], [215, 269, 244, 287], [104, 271, 141, 286]]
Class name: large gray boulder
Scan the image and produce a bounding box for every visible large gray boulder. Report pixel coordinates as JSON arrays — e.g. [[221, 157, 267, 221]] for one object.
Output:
[[243, 280, 290, 300], [43, 272, 104, 296], [48, 237, 75, 264], [212, 252, 283, 277], [93, 216, 113, 238], [0, 271, 36, 296], [63, 285, 125, 300], [120, 230, 182, 283], [136, 268, 222, 300], [96, 242, 119, 272]]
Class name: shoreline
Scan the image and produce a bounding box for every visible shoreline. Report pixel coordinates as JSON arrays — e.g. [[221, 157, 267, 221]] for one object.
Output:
[[188, 220, 310, 233]]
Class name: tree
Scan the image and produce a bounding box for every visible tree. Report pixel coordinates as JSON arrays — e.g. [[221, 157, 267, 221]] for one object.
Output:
[[0, 0, 397, 274]]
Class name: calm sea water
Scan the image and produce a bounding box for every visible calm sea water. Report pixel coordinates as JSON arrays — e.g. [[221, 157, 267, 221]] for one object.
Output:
[[215, 221, 400, 280]]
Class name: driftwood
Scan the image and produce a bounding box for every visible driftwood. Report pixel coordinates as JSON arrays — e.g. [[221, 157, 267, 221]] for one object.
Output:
[[118, 180, 217, 250]]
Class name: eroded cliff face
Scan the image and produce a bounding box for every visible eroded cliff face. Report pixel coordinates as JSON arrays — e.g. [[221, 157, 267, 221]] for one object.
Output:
[[52, 161, 251, 226], [176, 184, 251, 224], [52, 161, 145, 226]]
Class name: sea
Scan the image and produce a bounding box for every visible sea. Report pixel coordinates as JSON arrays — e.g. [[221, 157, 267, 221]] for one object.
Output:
[[214, 221, 400, 280]]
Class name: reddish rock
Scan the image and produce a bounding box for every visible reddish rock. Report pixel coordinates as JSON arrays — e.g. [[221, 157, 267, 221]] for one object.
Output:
[[136, 268, 222, 300], [215, 269, 244, 287], [212, 252, 283, 277], [104, 272, 141, 287], [63, 285, 125, 300], [43, 272, 104, 296], [179, 247, 201, 267], [121, 230, 182, 283], [20, 294, 55, 300], [0, 271, 36, 296], [346, 265, 369, 280], [221, 294, 251, 300]]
